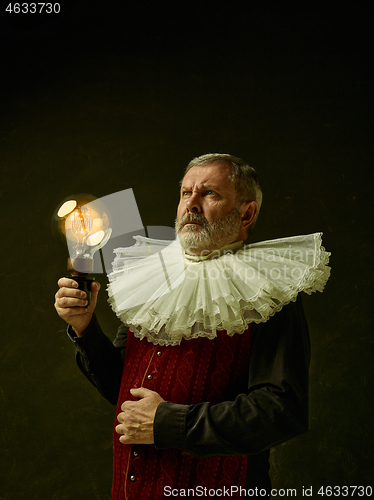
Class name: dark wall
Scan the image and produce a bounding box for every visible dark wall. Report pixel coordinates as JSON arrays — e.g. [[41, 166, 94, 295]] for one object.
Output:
[[0, 1, 372, 498]]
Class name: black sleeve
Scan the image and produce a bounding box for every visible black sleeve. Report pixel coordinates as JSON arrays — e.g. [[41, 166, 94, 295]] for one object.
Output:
[[154, 296, 310, 456], [67, 315, 127, 405]]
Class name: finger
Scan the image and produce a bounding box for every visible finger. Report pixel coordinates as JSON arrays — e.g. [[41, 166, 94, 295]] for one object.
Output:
[[130, 387, 153, 399], [120, 399, 135, 411], [56, 296, 88, 308], [88, 281, 101, 307], [115, 423, 126, 435], [117, 411, 125, 424], [57, 277, 79, 289], [57, 306, 88, 316], [55, 287, 87, 301]]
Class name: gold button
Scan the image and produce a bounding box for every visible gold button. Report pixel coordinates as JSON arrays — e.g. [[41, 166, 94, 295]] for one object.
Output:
[[133, 451, 139, 457], [157, 351, 162, 357], [130, 475, 136, 482], [147, 374, 153, 380]]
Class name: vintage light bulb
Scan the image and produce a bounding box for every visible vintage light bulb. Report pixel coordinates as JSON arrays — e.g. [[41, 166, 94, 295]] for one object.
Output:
[[53, 194, 112, 302]]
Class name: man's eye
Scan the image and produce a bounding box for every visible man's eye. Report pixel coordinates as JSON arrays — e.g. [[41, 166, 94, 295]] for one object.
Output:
[[182, 191, 190, 197], [207, 190, 215, 195]]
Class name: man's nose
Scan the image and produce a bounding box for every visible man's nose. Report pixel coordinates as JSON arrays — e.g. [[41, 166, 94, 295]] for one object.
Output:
[[186, 193, 201, 213]]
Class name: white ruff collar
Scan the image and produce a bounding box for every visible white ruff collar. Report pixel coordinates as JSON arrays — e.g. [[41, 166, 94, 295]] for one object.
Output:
[[107, 233, 331, 346]]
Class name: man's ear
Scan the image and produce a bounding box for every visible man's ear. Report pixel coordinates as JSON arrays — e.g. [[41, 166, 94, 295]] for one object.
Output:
[[241, 201, 258, 230]]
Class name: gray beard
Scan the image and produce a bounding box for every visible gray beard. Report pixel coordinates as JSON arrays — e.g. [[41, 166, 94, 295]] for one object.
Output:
[[175, 208, 242, 255]]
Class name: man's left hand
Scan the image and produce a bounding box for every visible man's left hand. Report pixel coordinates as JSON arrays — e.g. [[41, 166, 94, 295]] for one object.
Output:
[[115, 387, 165, 444]]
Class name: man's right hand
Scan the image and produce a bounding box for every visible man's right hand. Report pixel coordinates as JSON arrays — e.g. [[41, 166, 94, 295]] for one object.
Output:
[[54, 277, 100, 336]]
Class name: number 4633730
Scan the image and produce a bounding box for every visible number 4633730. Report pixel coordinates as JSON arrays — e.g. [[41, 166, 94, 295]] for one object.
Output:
[[317, 485, 372, 496], [5, 3, 61, 14]]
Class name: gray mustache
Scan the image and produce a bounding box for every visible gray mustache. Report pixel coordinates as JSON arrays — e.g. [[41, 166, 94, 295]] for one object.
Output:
[[179, 213, 209, 228]]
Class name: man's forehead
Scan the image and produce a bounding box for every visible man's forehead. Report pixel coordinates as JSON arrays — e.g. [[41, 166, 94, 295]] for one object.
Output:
[[181, 163, 233, 189]]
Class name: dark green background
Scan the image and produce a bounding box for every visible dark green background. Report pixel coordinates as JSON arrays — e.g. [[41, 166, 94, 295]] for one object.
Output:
[[0, 1, 372, 498]]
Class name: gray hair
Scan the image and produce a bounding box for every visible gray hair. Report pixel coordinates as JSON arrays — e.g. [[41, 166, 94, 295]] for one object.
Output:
[[183, 153, 262, 231]]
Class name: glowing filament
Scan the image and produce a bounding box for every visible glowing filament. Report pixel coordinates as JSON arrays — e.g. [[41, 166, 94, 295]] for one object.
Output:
[[71, 208, 93, 245]]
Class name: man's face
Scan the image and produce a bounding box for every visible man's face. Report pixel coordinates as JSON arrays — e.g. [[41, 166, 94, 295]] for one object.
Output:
[[175, 162, 243, 254]]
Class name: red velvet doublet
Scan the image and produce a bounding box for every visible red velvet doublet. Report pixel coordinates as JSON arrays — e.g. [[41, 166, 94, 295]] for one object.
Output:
[[112, 327, 252, 500]]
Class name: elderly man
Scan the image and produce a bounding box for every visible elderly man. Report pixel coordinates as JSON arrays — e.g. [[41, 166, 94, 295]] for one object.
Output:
[[55, 154, 328, 499]]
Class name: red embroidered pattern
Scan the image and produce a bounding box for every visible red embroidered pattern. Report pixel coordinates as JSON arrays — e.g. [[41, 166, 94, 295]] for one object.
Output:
[[112, 328, 251, 500]]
